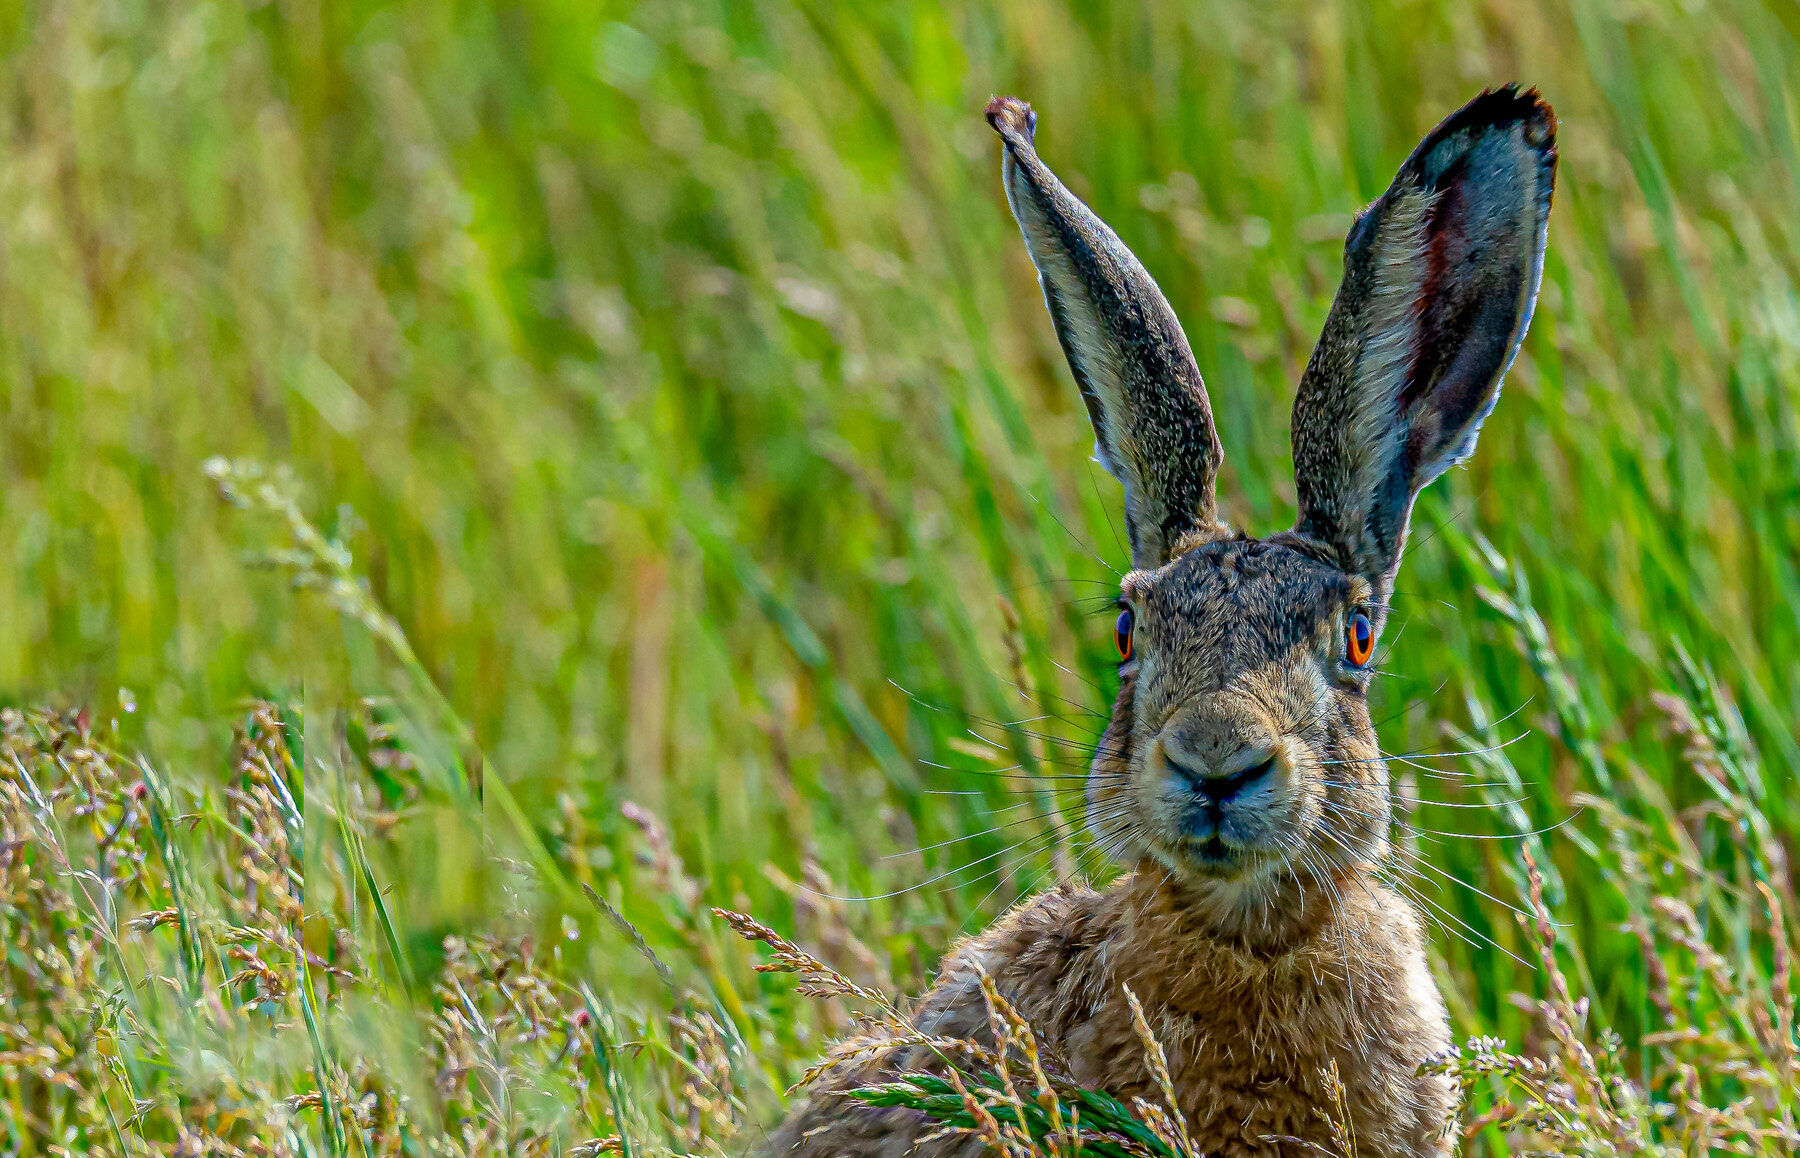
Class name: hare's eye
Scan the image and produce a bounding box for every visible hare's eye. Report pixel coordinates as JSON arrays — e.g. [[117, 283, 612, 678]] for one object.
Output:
[[1114, 607, 1135, 662], [1345, 612, 1374, 667]]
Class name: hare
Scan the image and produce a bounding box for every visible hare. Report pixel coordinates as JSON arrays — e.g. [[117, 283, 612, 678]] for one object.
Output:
[[768, 86, 1556, 1158]]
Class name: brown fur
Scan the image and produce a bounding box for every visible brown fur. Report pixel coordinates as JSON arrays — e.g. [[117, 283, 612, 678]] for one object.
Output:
[[771, 873, 1453, 1157], [767, 88, 1555, 1157]]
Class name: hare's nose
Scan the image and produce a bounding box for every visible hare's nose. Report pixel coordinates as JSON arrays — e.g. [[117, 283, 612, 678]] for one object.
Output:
[[1170, 747, 1278, 806]]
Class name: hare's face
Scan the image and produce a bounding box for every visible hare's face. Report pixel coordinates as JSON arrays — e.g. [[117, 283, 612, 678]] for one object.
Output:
[[989, 88, 1553, 936], [1091, 537, 1388, 900]]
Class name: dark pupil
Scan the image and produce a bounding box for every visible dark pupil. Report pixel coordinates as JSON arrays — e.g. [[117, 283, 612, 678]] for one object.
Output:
[[1354, 616, 1370, 647]]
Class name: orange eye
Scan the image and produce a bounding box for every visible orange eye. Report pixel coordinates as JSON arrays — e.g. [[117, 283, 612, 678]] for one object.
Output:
[[1346, 612, 1374, 667], [1114, 607, 1134, 662]]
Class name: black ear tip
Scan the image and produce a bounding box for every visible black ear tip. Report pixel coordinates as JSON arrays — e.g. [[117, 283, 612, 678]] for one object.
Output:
[[985, 95, 1038, 147], [1434, 84, 1557, 150], [1400, 84, 1557, 189]]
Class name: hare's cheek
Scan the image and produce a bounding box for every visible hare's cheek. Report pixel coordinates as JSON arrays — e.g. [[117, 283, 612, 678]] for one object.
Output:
[[1331, 733, 1384, 793]]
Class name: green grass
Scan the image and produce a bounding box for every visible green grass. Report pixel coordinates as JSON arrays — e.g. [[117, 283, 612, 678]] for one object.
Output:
[[3, 0, 1800, 1152]]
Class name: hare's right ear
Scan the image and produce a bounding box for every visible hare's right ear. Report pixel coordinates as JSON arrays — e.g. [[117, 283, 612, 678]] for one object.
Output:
[[987, 97, 1224, 571], [1290, 86, 1555, 614]]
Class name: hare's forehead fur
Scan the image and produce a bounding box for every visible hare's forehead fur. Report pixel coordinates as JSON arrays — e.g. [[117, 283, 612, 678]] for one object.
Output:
[[1123, 535, 1368, 699]]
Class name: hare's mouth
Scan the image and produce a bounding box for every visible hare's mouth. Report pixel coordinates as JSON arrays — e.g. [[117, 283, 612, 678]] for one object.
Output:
[[1174, 833, 1265, 878], [1182, 836, 1236, 876], [1142, 731, 1299, 879]]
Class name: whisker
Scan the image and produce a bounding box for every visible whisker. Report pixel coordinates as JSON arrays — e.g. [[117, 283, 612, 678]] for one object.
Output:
[[1375, 615, 1410, 663], [1022, 483, 1121, 579], [1385, 587, 1462, 615], [966, 722, 1108, 748], [1405, 795, 1533, 811], [805, 829, 1064, 901], [1086, 459, 1131, 568], [1397, 488, 1487, 569], [923, 766, 1093, 785], [879, 803, 1050, 859], [940, 805, 1143, 919], [1372, 678, 1451, 727], [1383, 738, 1531, 766], [1468, 694, 1536, 734], [828, 797, 1142, 904], [1386, 842, 1568, 927], [1000, 577, 1125, 594], [1386, 867, 1532, 967], [1311, 823, 1533, 968], [993, 674, 1111, 722], [889, 679, 1110, 745], [1049, 656, 1112, 698], [1313, 733, 1533, 770], [1296, 838, 1362, 1035], [1314, 789, 1578, 844], [918, 756, 1090, 780]]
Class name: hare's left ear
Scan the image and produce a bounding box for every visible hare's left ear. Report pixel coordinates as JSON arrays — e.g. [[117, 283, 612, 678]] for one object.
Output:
[[1290, 86, 1555, 612]]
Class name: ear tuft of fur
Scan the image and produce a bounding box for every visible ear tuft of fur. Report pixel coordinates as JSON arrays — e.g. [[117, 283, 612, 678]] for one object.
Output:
[[985, 95, 1037, 144]]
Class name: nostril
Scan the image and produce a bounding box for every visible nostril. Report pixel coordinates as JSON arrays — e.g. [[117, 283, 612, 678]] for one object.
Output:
[[1163, 753, 1208, 789], [1190, 754, 1277, 805]]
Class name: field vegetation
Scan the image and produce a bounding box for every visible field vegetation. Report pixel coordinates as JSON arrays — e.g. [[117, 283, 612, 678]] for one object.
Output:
[[3, 0, 1800, 1153]]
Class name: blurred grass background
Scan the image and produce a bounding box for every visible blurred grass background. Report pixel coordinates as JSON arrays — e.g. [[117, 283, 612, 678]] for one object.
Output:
[[4, 0, 1800, 1151]]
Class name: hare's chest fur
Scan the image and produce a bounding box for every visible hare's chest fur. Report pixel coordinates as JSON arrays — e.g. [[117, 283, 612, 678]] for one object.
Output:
[[772, 876, 1455, 1158], [947, 877, 1456, 1157]]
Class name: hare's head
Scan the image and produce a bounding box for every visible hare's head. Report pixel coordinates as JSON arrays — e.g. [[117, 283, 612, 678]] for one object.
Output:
[[988, 89, 1555, 938]]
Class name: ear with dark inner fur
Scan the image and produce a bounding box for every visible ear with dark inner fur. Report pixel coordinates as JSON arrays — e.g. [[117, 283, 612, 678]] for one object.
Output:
[[987, 96, 1224, 571], [1289, 86, 1555, 618]]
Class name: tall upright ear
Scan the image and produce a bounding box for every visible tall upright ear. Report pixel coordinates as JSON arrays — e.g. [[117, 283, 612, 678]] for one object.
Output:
[[1290, 86, 1555, 610], [987, 96, 1224, 570]]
